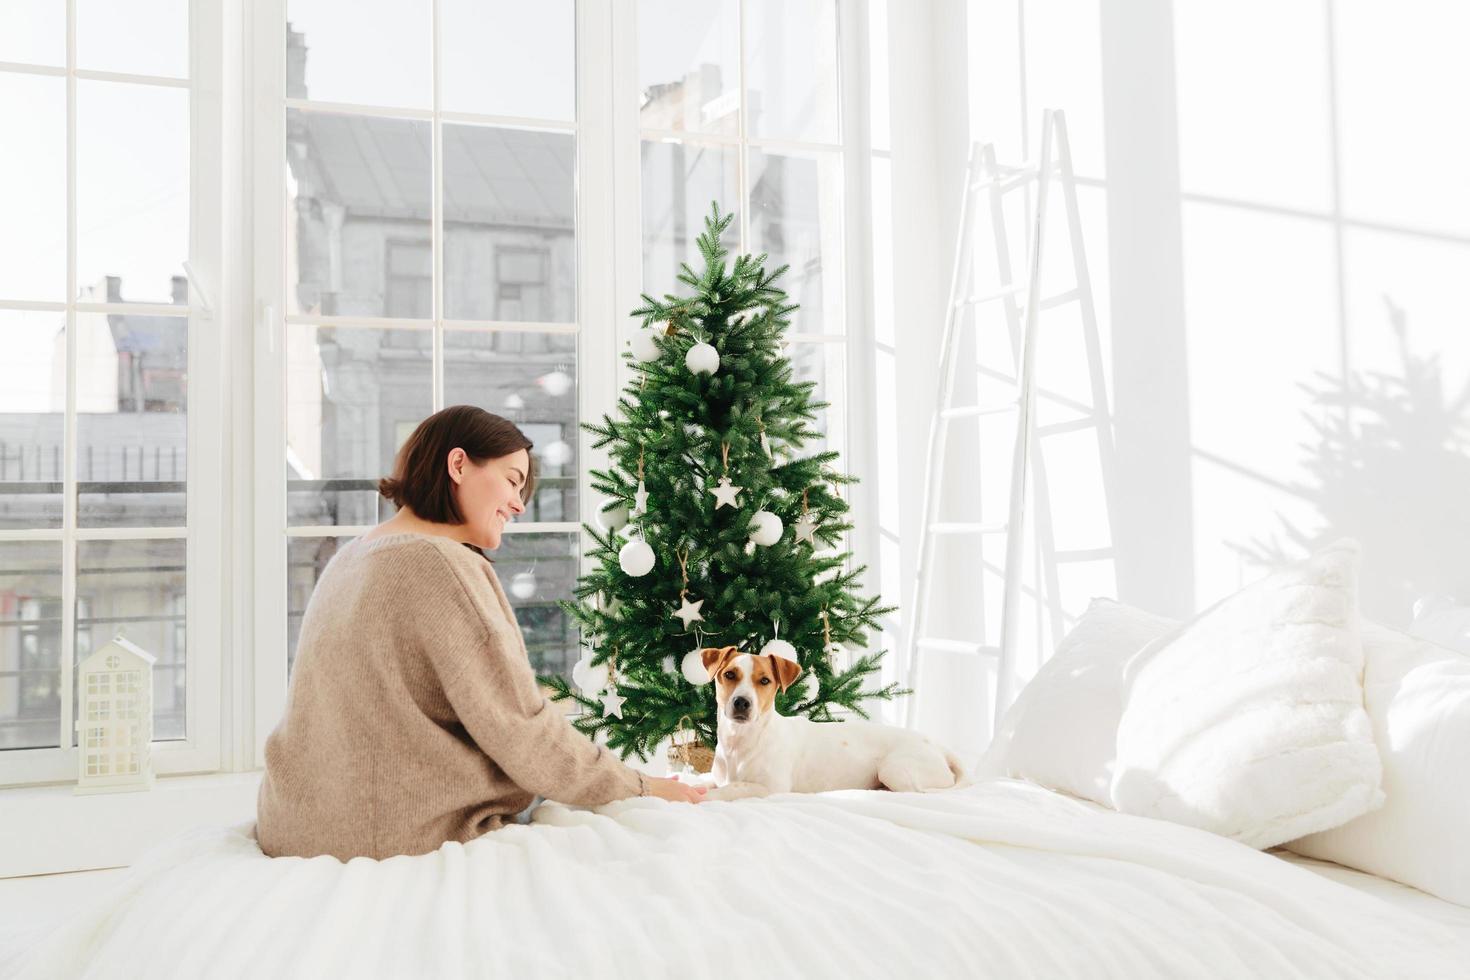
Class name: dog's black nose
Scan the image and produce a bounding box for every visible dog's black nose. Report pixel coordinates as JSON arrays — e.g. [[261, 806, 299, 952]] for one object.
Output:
[[732, 696, 750, 713]]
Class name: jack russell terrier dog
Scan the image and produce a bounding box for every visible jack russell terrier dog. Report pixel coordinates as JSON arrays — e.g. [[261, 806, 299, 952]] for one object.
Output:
[[697, 645, 969, 800]]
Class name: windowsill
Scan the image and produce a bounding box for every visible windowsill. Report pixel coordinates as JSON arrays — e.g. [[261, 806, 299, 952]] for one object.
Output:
[[0, 770, 263, 879]]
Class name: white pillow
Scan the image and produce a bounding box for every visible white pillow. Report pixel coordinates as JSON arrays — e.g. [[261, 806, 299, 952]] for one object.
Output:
[[1409, 594, 1470, 652], [1287, 622, 1470, 906], [976, 599, 1176, 806], [1111, 540, 1384, 850]]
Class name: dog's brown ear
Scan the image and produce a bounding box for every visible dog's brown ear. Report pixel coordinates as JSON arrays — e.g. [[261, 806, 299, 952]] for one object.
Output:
[[771, 655, 803, 692], [700, 645, 739, 679]]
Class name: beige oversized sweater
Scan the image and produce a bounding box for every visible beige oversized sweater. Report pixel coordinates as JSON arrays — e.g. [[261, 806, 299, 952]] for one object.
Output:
[[257, 532, 643, 860]]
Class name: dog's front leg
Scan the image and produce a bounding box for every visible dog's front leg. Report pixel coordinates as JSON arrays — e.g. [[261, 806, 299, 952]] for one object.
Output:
[[704, 781, 771, 802]]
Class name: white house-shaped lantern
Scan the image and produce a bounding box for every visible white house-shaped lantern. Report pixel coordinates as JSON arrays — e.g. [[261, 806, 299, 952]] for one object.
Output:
[[74, 635, 156, 795]]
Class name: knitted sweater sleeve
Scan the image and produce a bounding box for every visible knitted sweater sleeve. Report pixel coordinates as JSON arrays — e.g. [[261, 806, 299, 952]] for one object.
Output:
[[428, 548, 645, 807]]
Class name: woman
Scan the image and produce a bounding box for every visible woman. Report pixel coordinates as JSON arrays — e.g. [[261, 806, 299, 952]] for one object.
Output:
[[257, 406, 704, 860]]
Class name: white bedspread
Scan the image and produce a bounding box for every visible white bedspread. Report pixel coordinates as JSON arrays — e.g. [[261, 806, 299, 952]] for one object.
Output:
[[6, 779, 1467, 979]]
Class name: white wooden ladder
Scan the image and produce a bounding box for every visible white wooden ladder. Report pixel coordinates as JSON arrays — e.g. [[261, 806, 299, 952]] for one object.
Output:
[[902, 109, 1116, 734]]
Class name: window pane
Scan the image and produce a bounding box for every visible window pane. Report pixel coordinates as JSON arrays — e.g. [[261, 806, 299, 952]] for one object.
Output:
[[287, 325, 432, 527], [641, 140, 740, 301], [475, 532, 579, 678], [76, 311, 187, 527], [77, 80, 190, 307], [442, 330, 577, 523], [0, 74, 65, 301], [0, 541, 63, 751], [638, 0, 740, 136], [76, 538, 187, 742], [787, 339, 844, 460], [76, 0, 189, 80], [442, 125, 576, 323], [286, 0, 431, 109], [869, 0, 890, 153], [0, 312, 65, 529], [286, 111, 433, 318], [748, 147, 844, 335], [287, 535, 351, 675], [441, 0, 575, 121], [0, 0, 65, 66], [745, 0, 840, 144]]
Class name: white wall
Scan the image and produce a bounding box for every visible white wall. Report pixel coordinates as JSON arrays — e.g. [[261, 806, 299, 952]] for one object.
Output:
[[887, 0, 1470, 753]]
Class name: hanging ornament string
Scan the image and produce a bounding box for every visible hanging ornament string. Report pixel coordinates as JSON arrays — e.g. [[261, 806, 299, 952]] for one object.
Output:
[[672, 548, 704, 627], [794, 487, 819, 544], [821, 607, 844, 665], [762, 616, 798, 663], [709, 441, 743, 509], [632, 448, 649, 515], [601, 647, 626, 718]]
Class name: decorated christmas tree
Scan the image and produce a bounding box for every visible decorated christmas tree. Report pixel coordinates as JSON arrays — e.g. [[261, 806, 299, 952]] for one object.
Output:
[[544, 204, 900, 764]]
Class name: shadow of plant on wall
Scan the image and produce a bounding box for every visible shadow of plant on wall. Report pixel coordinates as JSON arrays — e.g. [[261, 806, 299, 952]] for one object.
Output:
[[1233, 298, 1470, 624]]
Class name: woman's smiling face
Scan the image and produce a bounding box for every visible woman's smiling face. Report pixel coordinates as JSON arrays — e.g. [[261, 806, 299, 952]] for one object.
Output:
[[448, 447, 529, 550]]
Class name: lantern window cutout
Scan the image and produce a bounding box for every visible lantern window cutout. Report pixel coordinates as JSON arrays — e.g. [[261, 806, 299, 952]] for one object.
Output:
[[74, 635, 156, 795]]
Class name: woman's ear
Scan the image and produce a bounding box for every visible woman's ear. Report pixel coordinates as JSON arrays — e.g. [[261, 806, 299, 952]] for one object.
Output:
[[446, 447, 467, 485]]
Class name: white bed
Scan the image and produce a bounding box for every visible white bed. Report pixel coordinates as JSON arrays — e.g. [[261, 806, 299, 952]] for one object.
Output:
[[5, 778, 1466, 979]]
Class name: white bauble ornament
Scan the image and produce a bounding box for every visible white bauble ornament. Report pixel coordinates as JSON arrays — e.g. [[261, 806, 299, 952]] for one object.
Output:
[[572, 656, 609, 694], [538, 439, 572, 467], [503, 393, 526, 411], [761, 638, 799, 663], [628, 328, 661, 362], [509, 572, 536, 599], [685, 342, 720, 375], [538, 369, 572, 397], [681, 648, 712, 684], [618, 537, 656, 577], [748, 510, 784, 546], [596, 499, 630, 532]]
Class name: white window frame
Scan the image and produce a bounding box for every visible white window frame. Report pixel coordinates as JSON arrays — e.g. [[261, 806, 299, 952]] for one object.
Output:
[[248, 0, 616, 765], [608, 0, 881, 655], [0, 0, 226, 787], [248, 0, 881, 770]]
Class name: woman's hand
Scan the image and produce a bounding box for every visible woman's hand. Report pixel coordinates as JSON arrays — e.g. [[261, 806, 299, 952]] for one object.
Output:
[[643, 774, 708, 804]]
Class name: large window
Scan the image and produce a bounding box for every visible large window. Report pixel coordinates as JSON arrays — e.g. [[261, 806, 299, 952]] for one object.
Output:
[[638, 0, 848, 460], [0, 0, 221, 782], [272, 1, 584, 686]]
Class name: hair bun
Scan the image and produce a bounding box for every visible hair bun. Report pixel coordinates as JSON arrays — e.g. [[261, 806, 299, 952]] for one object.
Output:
[[377, 476, 402, 503]]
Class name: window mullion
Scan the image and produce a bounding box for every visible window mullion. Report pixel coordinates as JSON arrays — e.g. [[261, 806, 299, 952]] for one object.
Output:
[[59, 0, 78, 758], [737, 0, 749, 254], [431, 0, 445, 413]]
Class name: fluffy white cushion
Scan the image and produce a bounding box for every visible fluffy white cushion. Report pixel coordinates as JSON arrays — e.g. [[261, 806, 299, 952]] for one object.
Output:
[[1408, 594, 1470, 652], [976, 599, 1176, 806], [1111, 541, 1384, 849], [1287, 622, 1470, 906]]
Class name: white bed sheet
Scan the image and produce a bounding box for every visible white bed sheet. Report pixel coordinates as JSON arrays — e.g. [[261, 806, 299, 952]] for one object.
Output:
[[1276, 851, 1470, 935], [5, 778, 1467, 979]]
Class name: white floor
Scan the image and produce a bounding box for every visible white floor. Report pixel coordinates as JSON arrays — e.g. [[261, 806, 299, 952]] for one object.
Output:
[[0, 867, 129, 945]]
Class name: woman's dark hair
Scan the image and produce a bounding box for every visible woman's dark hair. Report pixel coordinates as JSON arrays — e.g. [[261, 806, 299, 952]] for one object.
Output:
[[378, 406, 537, 524]]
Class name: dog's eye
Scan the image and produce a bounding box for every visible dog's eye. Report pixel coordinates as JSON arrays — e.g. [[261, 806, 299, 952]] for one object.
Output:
[[723, 670, 737, 681], [759, 677, 772, 685]]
